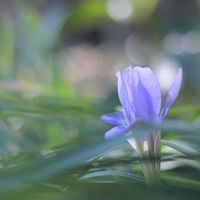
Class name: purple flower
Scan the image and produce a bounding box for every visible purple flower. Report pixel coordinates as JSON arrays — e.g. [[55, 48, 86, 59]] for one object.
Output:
[[101, 66, 183, 139]]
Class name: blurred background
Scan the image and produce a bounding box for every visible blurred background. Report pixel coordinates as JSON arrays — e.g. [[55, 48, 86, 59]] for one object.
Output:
[[0, 0, 200, 199], [1, 0, 200, 98]]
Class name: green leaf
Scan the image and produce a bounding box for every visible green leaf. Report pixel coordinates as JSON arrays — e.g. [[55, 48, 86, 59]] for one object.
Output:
[[161, 173, 200, 190], [79, 170, 144, 183], [161, 139, 198, 158]]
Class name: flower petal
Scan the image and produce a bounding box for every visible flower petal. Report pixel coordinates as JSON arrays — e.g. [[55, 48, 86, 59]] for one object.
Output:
[[133, 79, 156, 120], [160, 68, 183, 121], [105, 126, 125, 139], [134, 67, 161, 117], [101, 111, 125, 126], [125, 67, 159, 121], [116, 67, 136, 120]]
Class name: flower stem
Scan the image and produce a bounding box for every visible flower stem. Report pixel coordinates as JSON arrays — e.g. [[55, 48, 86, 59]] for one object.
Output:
[[128, 131, 161, 185], [142, 131, 161, 185]]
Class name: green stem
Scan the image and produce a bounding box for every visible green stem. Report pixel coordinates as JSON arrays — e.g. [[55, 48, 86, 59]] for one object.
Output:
[[128, 131, 161, 185]]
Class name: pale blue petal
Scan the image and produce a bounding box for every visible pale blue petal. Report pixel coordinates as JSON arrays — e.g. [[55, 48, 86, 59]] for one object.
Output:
[[124, 67, 158, 121], [116, 70, 129, 115], [105, 119, 138, 139], [101, 111, 125, 126], [116, 67, 136, 120], [105, 126, 125, 139], [160, 68, 183, 121], [132, 78, 156, 120], [135, 81, 155, 121], [134, 67, 161, 117]]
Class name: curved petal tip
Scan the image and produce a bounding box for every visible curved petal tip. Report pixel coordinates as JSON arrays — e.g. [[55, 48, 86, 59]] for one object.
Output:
[[160, 67, 183, 121], [101, 112, 125, 126], [105, 126, 125, 139]]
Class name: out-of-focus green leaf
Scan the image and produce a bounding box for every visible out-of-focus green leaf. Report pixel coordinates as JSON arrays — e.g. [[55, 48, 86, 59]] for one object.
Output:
[[161, 173, 200, 190], [162, 119, 200, 135], [161, 139, 198, 158], [0, 19, 14, 78], [63, 0, 108, 31], [79, 170, 144, 183], [168, 105, 200, 117], [0, 136, 127, 192]]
